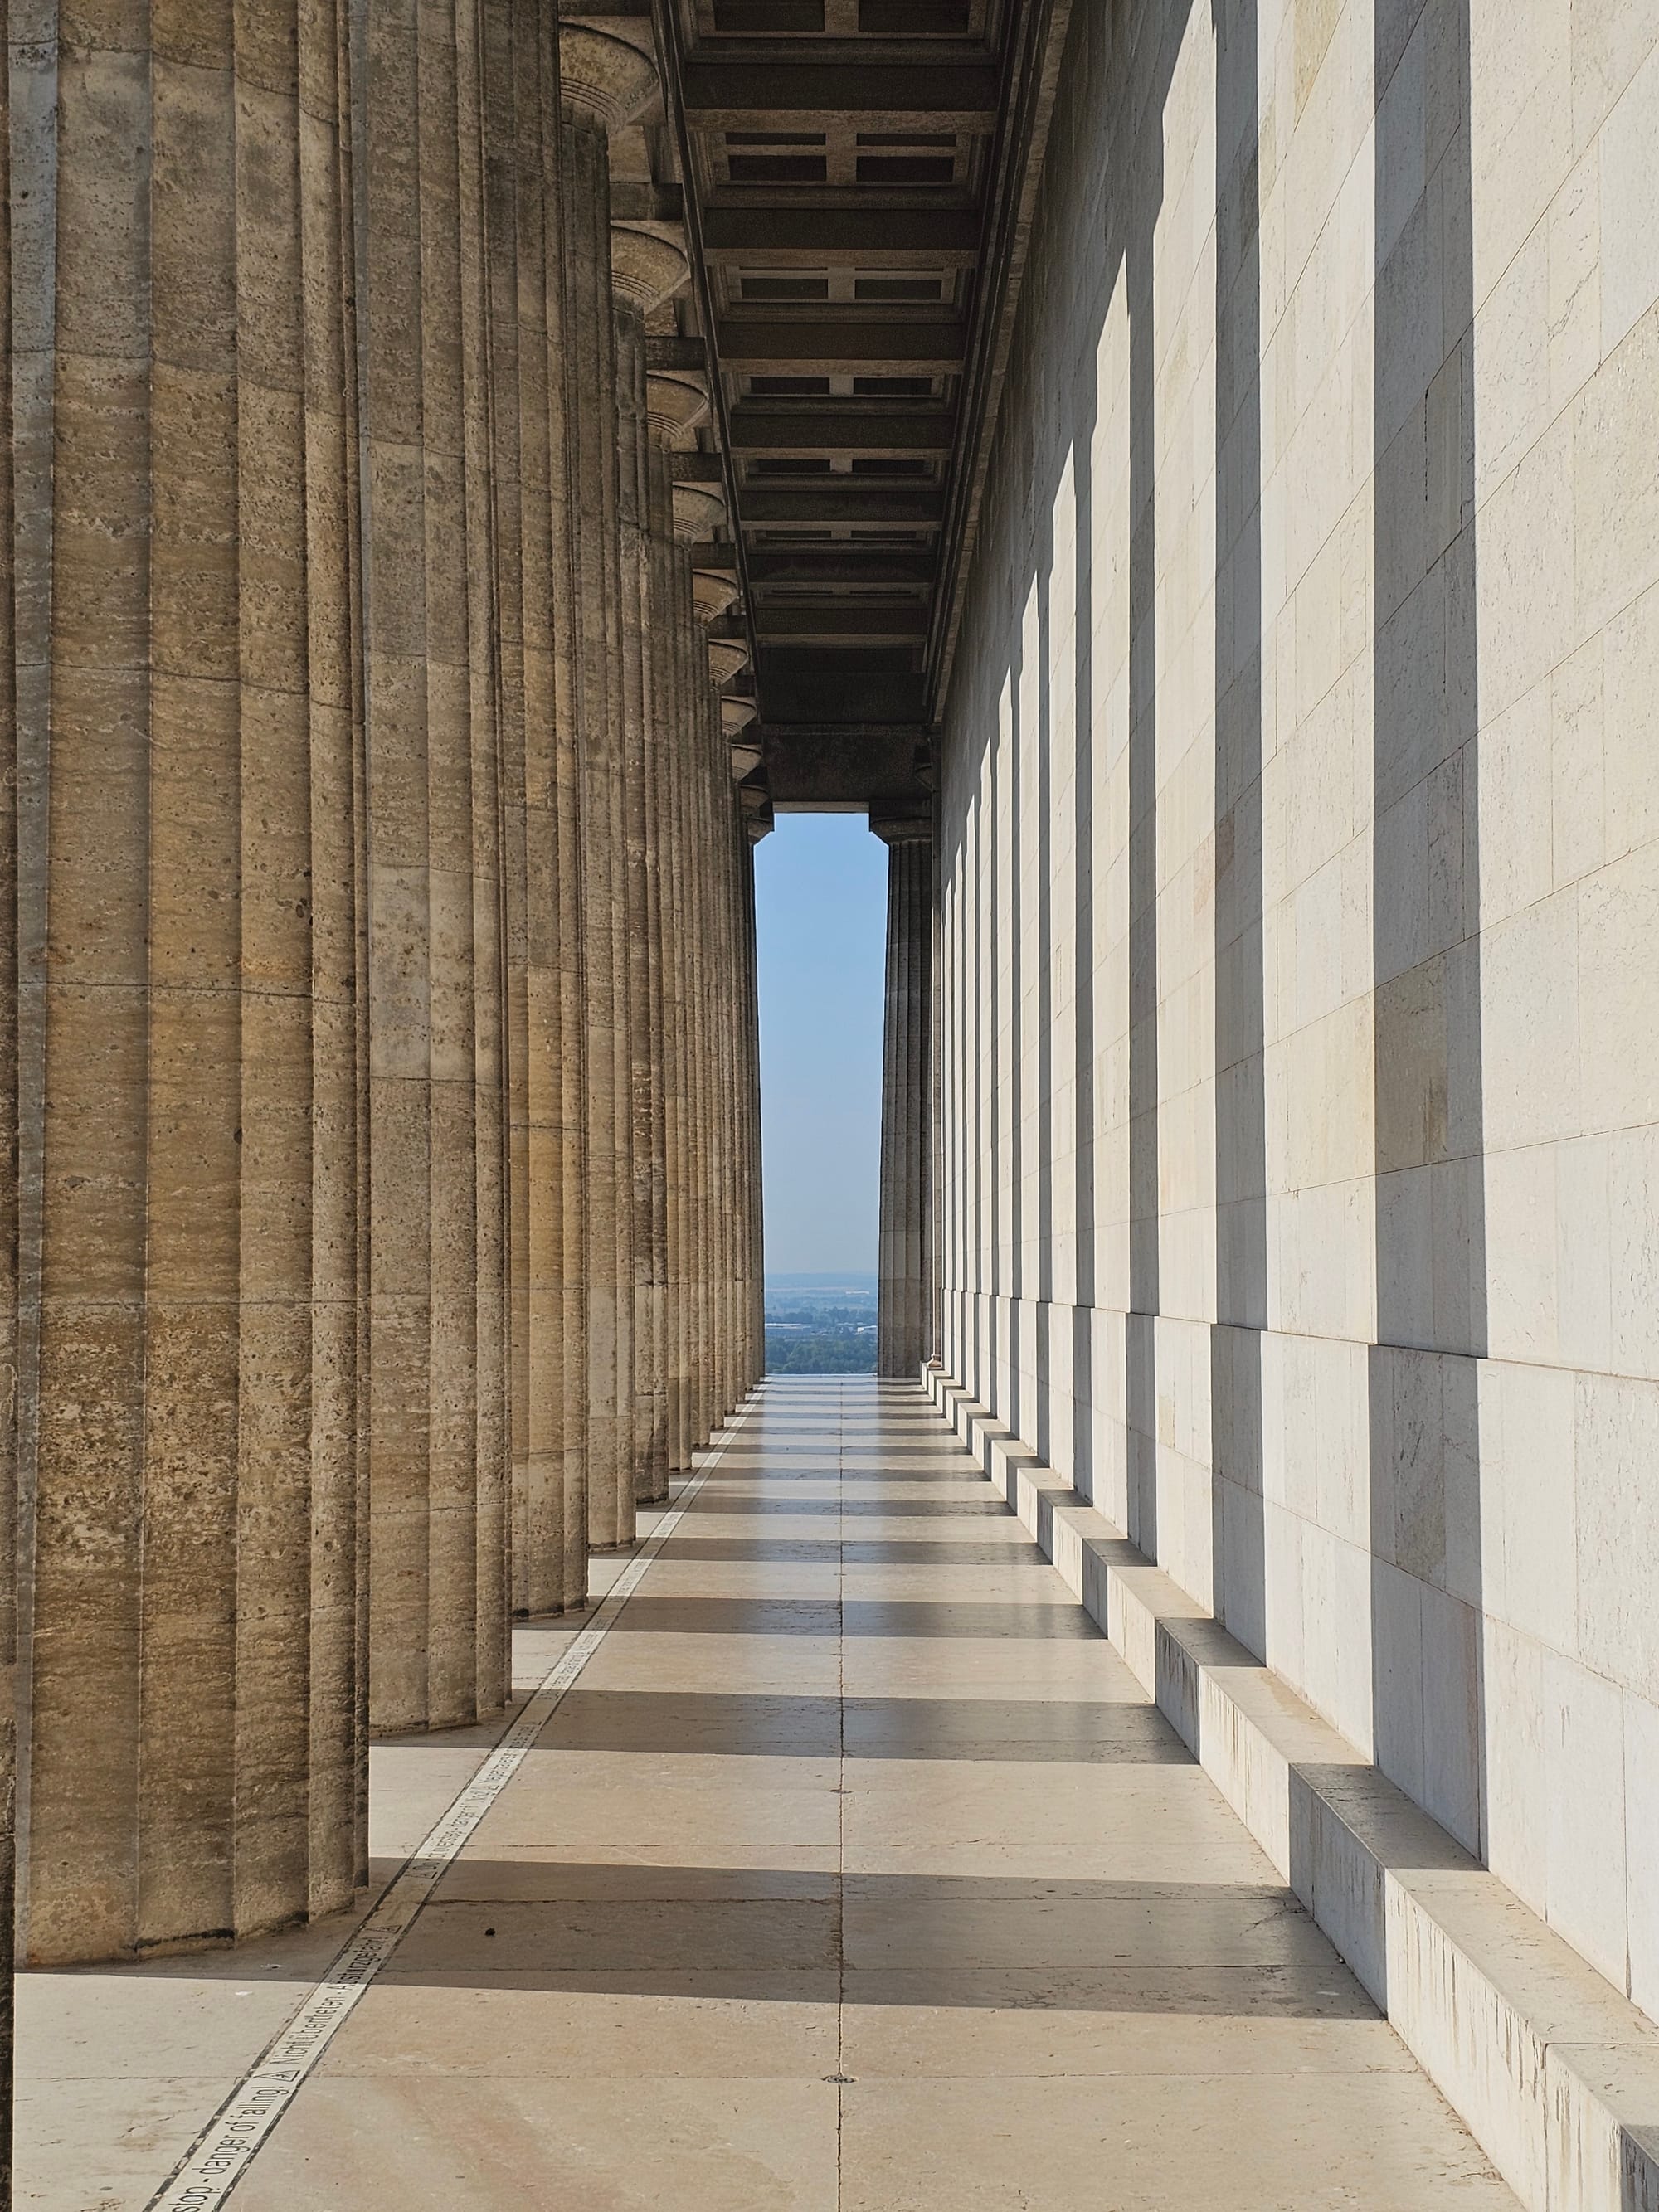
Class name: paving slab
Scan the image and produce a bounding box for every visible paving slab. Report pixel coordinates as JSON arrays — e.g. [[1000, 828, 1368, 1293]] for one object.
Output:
[[16, 1378, 1519, 2210]]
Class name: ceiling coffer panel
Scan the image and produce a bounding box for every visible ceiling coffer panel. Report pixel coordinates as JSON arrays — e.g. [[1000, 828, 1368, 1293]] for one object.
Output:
[[638, 0, 1072, 802]]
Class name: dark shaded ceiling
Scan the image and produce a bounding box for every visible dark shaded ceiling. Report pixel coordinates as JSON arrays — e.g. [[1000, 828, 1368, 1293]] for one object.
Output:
[[570, 0, 1071, 806]]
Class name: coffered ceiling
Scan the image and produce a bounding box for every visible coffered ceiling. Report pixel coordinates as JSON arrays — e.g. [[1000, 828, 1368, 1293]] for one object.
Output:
[[571, 0, 1071, 805]]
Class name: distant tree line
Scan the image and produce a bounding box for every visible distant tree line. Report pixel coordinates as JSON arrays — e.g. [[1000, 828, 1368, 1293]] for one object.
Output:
[[765, 1331, 877, 1376]]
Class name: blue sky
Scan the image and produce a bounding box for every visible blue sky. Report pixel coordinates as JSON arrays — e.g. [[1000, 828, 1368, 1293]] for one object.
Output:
[[754, 812, 888, 1276]]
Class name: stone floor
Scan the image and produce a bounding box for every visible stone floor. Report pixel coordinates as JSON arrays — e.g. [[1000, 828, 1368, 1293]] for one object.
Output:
[[20, 1377, 1517, 2210]]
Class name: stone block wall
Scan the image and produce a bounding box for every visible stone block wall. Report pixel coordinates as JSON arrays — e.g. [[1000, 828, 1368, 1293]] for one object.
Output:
[[937, 0, 1659, 2024]]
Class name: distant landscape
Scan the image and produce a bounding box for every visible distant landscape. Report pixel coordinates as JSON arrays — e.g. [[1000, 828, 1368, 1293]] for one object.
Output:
[[764, 1272, 878, 1374]]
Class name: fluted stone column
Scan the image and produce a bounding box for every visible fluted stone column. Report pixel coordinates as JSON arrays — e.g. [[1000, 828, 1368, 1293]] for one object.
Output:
[[873, 817, 934, 1377], [718, 771, 742, 1415], [645, 371, 708, 1492], [650, 464, 766, 1457], [688, 605, 716, 1445], [0, 0, 16, 2155], [724, 693, 766, 1401], [12, 0, 367, 1960], [684, 519, 743, 1443], [693, 557, 744, 1427], [665, 473, 722, 1466], [704, 631, 750, 1430], [560, 25, 654, 1548], [483, 0, 587, 1616], [361, 0, 510, 1734], [612, 226, 686, 1509], [741, 836, 767, 1389]]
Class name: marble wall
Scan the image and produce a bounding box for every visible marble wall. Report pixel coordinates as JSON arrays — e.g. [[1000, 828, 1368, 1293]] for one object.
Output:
[[938, 0, 1659, 2024]]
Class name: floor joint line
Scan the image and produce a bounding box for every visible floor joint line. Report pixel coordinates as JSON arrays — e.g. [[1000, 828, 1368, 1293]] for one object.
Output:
[[140, 1403, 755, 2212]]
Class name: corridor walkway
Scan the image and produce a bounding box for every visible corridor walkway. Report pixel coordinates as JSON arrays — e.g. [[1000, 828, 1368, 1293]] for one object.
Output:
[[23, 1378, 1515, 2210]]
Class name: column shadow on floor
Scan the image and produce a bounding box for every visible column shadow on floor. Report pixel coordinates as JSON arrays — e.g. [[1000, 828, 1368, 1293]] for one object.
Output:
[[441, 1689, 1199, 1761], [663, 1496, 1015, 1518], [602, 1597, 1107, 1639], [630, 1537, 1053, 1564], [72, 1866, 1370, 2018]]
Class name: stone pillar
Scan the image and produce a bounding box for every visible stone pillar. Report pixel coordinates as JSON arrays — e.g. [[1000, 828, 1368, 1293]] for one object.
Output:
[[662, 542, 692, 1471], [873, 815, 934, 1378], [482, 0, 587, 1616], [0, 0, 16, 2152], [612, 228, 687, 1509], [681, 587, 708, 1454], [666, 469, 727, 1465], [362, 0, 510, 1736], [559, 26, 655, 1548], [12, 0, 367, 1960], [693, 562, 743, 1429], [741, 834, 767, 1389], [645, 373, 708, 1490], [698, 576, 749, 1441], [720, 785, 743, 1414], [729, 698, 768, 1399]]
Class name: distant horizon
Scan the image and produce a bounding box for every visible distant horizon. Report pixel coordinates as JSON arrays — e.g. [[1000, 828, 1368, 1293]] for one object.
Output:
[[754, 814, 886, 1276], [766, 1269, 878, 1286]]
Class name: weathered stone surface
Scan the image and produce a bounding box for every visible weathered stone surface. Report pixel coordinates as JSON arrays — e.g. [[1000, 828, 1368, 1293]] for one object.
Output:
[[557, 24, 658, 130], [873, 822, 933, 1378], [12, 0, 367, 1962], [361, 0, 510, 1738], [645, 372, 709, 444], [0, 1, 16, 2174], [560, 84, 635, 1550], [614, 299, 667, 1507], [671, 480, 727, 539], [484, 0, 588, 1620], [707, 638, 750, 687]]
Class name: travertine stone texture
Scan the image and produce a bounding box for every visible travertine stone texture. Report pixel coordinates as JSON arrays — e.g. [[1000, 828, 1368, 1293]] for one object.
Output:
[[741, 848, 766, 1386], [0, 1, 17, 2169], [639, 359, 700, 1504], [664, 553, 698, 1469], [361, 0, 510, 1738], [560, 22, 654, 1550], [671, 479, 727, 540], [707, 637, 750, 688], [13, 1382, 1526, 2212], [937, 0, 1659, 2044], [611, 221, 685, 1511], [12, 0, 367, 1961], [873, 827, 932, 1377], [482, 0, 588, 1618], [669, 508, 763, 1459], [645, 370, 708, 445]]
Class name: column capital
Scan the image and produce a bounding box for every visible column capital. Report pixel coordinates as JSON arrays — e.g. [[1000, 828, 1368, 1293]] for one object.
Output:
[[611, 224, 688, 314], [560, 24, 658, 129], [692, 565, 740, 621], [672, 478, 727, 539], [708, 637, 750, 686], [868, 802, 932, 846], [645, 371, 708, 445]]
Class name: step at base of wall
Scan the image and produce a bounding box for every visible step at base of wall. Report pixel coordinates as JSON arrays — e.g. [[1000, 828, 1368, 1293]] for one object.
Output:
[[925, 1365, 1659, 2212]]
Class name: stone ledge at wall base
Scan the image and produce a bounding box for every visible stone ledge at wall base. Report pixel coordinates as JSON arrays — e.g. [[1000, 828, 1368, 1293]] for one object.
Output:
[[923, 1366, 1659, 2212]]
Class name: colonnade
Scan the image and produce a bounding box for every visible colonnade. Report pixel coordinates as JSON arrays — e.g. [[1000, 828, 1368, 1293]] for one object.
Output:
[[874, 815, 935, 1378], [0, 0, 764, 2071]]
